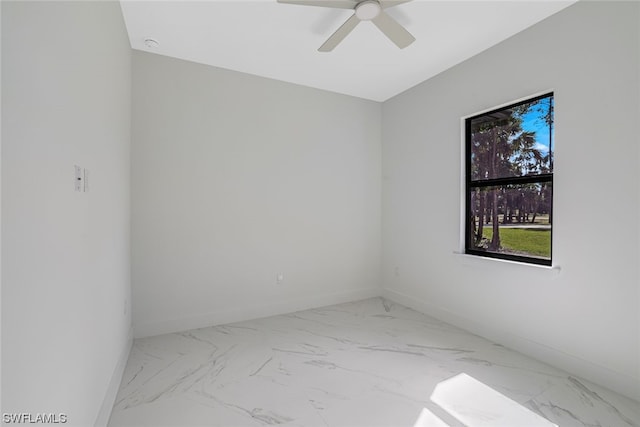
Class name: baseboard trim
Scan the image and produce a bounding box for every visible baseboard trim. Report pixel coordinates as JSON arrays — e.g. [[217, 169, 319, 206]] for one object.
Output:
[[94, 327, 133, 427], [134, 287, 381, 338], [382, 287, 640, 403]]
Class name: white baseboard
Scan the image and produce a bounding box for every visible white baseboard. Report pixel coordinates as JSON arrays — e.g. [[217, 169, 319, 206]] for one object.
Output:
[[382, 287, 640, 403], [94, 327, 133, 427], [134, 287, 382, 338]]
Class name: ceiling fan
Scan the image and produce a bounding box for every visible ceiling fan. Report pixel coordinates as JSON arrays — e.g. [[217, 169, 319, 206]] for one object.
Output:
[[277, 0, 415, 52]]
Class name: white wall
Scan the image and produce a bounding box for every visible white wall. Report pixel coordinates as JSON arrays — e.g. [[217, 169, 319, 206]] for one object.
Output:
[[0, 0, 3, 413], [382, 1, 640, 401], [132, 52, 381, 337], [2, 2, 132, 425]]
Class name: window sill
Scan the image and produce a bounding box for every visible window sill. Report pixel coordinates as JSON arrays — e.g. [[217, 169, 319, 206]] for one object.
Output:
[[452, 251, 561, 276]]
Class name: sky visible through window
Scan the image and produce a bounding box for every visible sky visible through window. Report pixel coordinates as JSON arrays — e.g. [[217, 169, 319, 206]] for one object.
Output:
[[521, 99, 553, 158]]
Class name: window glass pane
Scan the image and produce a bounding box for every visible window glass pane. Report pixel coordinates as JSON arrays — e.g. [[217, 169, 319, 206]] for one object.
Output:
[[470, 95, 554, 181], [468, 183, 552, 261]]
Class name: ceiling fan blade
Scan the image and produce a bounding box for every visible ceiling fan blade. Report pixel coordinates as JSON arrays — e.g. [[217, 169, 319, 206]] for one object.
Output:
[[371, 11, 415, 49], [380, 0, 412, 9], [318, 14, 360, 52], [277, 0, 357, 9]]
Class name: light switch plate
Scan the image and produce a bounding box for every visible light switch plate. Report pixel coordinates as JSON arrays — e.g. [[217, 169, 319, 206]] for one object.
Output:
[[75, 165, 83, 192]]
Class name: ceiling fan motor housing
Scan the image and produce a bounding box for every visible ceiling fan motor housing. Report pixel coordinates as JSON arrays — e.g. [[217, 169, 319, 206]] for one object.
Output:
[[355, 0, 382, 21]]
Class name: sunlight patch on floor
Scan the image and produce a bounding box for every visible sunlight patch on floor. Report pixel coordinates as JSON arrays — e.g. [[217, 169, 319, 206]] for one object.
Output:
[[412, 407, 450, 427], [429, 373, 558, 427]]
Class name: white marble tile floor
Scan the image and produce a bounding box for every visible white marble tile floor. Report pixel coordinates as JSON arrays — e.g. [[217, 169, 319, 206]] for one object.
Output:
[[108, 298, 640, 427]]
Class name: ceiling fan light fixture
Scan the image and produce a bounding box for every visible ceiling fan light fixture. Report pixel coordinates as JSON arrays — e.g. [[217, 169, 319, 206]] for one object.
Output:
[[355, 0, 381, 21]]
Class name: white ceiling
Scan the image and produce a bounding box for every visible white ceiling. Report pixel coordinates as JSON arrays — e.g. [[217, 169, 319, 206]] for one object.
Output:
[[120, 0, 575, 102]]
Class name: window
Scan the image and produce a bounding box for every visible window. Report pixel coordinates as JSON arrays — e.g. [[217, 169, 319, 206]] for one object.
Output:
[[465, 93, 554, 266]]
